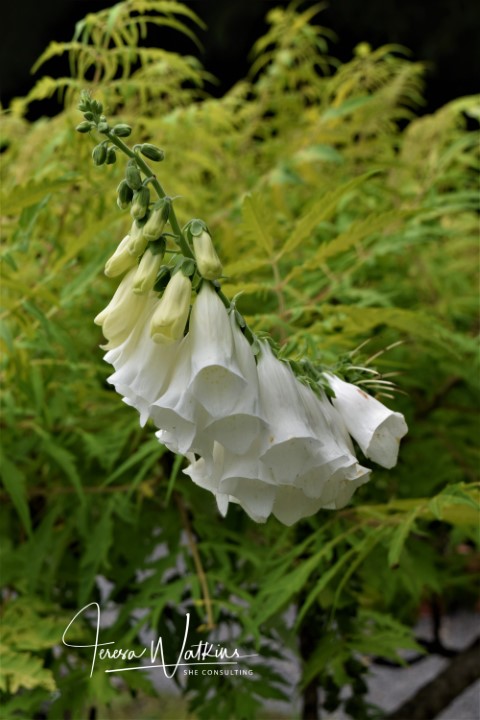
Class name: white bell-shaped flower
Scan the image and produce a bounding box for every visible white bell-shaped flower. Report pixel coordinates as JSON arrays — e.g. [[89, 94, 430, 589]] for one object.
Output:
[[150, 336, 209, 455], [257, 343, 323, 482], [187, 284, 247, 417], [104, 297, 179, 426], [94, 268, 150, 350], [184, 441, 276, 523], [325, 373, 408, 469], [202, 313, 265, 454]]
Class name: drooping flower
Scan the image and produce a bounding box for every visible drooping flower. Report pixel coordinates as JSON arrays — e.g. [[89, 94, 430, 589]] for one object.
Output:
[[186, 283, 247, 417], [150, 271, 192, 345], [324, 373, 408, 469], [94, 268, 151, 350]]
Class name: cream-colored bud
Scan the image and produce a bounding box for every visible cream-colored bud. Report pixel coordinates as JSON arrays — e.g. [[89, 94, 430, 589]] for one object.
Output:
[[104, 235, 137, 277], [133, 249, 163, 295], [150, 272, 191, 344], [193, 231, 222, 280], [143, 201, 169, 242], [127, 222, 148, 257]]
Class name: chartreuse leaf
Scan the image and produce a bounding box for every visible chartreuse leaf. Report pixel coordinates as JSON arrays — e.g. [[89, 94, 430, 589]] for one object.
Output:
[[278, 171, 378, 258]]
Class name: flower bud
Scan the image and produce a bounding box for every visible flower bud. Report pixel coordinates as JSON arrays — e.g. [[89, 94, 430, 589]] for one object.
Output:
[[97, 121, 109, 133], [104, 235, 137, 278], [112, 123, 132, 137], [106, 147, 116, 165], [76, 121, 92, 133], [127, 221, 148, 256], [91, 100, 103, 115], [150, 272, 192, 344], [142, 199, 170, 241], [83, 111, 94, 121], [133, 248, 164, 294], [140, 144, 165, 162], [116, 180, 134, 210], [92, 144, 107, 166], [130, 186, 150, 219], [125, 162, 142, 191], [192, 230, 223, 280]]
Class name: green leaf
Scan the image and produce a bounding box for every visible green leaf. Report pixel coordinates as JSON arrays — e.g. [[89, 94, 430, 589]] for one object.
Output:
[[0, 454, 32, 536]]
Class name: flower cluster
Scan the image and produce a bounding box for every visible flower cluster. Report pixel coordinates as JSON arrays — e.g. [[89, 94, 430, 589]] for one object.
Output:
[[96, 260, 408, 525], [81, 94, 407, 525]]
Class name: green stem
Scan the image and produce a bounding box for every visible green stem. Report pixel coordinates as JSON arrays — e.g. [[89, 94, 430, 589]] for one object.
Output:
[[105, 131, 194, 260]]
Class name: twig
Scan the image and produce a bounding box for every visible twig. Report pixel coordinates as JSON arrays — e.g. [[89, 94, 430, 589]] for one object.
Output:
[[175, 492, 215, 631]]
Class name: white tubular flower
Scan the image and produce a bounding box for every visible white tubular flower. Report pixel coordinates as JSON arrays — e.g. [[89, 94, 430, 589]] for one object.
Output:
[[325, 373, 408, 469], [202, 313, 265, 454], [133, 249, 163, 295], [184, 441, 275, 523], [150, 337, 210, 455], [192, 230, 223, 281], [104, 298, 179, 426], [104, 234, 138, 278], [94, 268, 149, 350], [150, 272, 191, 345], [187, 283, 246, 417], [257, 343, 322, 482]]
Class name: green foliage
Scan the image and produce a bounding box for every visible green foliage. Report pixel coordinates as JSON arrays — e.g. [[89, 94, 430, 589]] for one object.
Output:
[[1, 1, 478, 718]]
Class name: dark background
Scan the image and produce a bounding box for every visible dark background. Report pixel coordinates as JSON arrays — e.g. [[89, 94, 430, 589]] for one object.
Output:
[[1, 0, 479, 117]]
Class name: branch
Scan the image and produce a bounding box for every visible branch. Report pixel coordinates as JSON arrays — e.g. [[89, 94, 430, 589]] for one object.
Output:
[[387, 637, 480, 720]]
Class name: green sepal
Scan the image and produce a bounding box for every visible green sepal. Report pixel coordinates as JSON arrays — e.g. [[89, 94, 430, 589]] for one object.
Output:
[[76, 121, 92, 134], [153, 266, 171, 292], [112, 124, 132, 137], [125, 161, 142, 191], [184, 218, 208, 241], [180, 258, 197, 278], [148, 237, 167, 257], [140, 144, 165, 162], [92, 144, 107, 166]]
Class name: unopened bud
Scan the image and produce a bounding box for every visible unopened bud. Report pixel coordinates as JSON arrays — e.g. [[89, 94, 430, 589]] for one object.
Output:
[[140, 144, 165, 162], [83, 111, 94, 121], [192, 230, 222, 280], [127, 221, 148, 256], [112, 123, 132, 137], [104, 235, 137, 277], [133, 248, 164, 294], [76, 121, 92, 133], [125, 162, 142, 191], [130, 186, 150, 219], [117, 180, 134, 210], [150, 272, 192, 344], [97, 121, 109, 133], [142, 199, 170, 241], [106, 147, 116, 165], [92, 144, 107, 166]]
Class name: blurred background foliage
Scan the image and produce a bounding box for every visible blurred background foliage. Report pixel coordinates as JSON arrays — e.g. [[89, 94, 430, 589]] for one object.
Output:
[[0, 2, 479, 718]]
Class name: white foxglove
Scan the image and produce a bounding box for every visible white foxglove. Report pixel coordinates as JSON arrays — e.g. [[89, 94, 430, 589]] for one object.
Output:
[[94, 268, 150, 350], [202, 313, 265, 454], [187, 284, 247, 417], [325, 373, 408, 469], [256, 343, 323, 482]]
